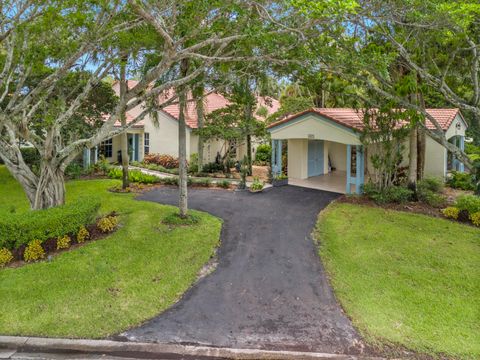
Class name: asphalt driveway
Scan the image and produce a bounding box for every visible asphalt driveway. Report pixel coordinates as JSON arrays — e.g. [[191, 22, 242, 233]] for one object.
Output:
[[121, 186, 363, 354]]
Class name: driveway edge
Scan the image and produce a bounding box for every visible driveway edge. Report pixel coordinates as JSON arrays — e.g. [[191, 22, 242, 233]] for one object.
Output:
[[0, 336, 383, 360]]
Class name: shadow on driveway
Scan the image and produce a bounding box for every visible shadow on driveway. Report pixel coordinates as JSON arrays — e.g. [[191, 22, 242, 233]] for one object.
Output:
[[120, 186, 363, 354]]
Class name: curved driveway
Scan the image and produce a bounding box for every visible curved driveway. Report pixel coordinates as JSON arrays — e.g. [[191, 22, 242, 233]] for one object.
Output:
[[121, 186, 363, 354]]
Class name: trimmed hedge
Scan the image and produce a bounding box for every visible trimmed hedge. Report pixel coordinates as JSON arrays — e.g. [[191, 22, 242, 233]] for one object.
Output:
[[0, 197, 100, 250]]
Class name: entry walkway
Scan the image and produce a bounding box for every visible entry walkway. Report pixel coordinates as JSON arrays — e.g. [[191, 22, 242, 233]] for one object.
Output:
[[288, 171, 349, 194], [121, 186, 364, 354]]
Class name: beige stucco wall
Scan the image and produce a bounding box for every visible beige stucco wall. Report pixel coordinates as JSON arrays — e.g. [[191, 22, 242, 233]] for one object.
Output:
[[270, 114, 361, 145], [445, 114, 467, 140], [287, 139, 308, 179], [424, 136, 447, 177], [326, 141, 347, 172], [143, 112, 192, 157]]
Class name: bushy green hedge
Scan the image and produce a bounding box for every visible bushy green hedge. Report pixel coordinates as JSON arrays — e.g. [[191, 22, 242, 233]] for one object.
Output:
[[447, 171, 475, 191], [107, 168, 160, 184], [0, 197, 100, 250]]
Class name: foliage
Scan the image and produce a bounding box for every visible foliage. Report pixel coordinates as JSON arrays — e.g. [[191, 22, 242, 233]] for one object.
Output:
[[97, 216, 118, 233], [20, 148, 41, 168], [162, 212, 200, 226], [442, 207, 460, 220], [255, 144, 272, 163], [107, 168, 159, 184], [132, 161, 179, 175], [455, 195, 480, 215], [0, 248, 13, 267], [363, 183, 413, 204], [317, 203, 480, 359], [202, 162, 224, 174], [77, 226, 89, 243], [65, 163, 84, 179], [417, 177, 445, 207], [56, 235, 71, 250], [24, 240, 45, 262], [144, 154, 180, 169], [274, 173, 288, 180], [447, 171, 476, 191], [361, 107, 410, 190], [189, 153, 199, 173], [190, 178, 211, 187], [250, 177, 264, 191], [217, 180, 230, 189], [0, 197, 100, 251], [470, 212, 480, 227]]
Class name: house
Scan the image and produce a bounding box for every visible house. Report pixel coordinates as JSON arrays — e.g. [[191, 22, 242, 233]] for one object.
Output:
[[267, 108, 467, 194], [83, 81, 280, 168]]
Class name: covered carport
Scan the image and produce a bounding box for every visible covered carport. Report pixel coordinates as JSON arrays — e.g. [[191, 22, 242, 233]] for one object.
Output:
[[268, 109, 365, 194]]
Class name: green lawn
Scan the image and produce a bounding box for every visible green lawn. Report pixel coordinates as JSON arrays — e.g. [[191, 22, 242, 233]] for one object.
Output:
[[316, 203, 480, 359], [0, 166, 222, 338]]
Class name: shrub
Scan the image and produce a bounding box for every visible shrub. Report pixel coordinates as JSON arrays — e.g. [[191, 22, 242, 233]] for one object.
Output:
[[77, 226, 89, 243], [455, 194, 480, 215], [189, 153, 199, 173], [97, 215, 118, 233], [419, 191, 446, 208], [0, 197, 100, 251], [418, 177, 444, 194], [65, 162, 83, 179], [0, 248, 13, 267], [24, 240, 45, 262], [218, 180, 230, 189], [417, 178, 445, 207], [470, 212, 480, 226], [191, 178, 211, 187], [442, 207, 460, 220], [447, 171, 475, 191], [202, 162, 224, 173], [255, 144, 271, 163], [363, 183, 413, 204], [250, 177, 264, 191], [56, 235, 71, 250], [144, 154, 179, 169], [108, 168, 159, 184]]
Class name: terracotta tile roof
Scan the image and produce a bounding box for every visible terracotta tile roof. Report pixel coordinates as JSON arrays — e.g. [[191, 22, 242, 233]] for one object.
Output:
[[267, 108, 463, 132], [111, 81, 279, 129], [160, 91, 280, 129]]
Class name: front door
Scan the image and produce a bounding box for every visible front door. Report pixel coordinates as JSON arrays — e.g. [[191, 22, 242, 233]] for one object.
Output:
[[308, 140, 324, 177]]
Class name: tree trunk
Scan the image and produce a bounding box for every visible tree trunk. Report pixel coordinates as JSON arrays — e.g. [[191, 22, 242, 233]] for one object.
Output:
[[120, 59, 129, 189], [178, 59, 189, 218], [32, 163, 66, 210], [196, 93, 204, 172], [408, 127, 418, 189], [246, 134, 252, 176], [417, 126, 426, 180]]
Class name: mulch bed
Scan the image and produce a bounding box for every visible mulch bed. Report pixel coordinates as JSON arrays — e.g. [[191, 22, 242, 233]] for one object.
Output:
[[6, 212, 118, 269], [337, 195, 444, 218]]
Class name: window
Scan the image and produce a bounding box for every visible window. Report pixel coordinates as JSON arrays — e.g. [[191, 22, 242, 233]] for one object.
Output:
[[100, 138, 113, 158], [144, 133, 150, 155]]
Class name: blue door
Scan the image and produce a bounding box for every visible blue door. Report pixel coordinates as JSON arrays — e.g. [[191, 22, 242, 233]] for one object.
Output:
[[308, 140, 324, 177]]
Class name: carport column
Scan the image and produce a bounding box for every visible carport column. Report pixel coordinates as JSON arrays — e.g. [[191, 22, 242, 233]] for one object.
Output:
[[346, 145, 351, 194], [271, 139, 282, 176], [459, 136, 465, 173], [355, 145, 365, 194]]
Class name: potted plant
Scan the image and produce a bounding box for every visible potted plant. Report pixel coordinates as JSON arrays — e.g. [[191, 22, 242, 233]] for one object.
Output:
[[249, 177, 264, 193], [272, 173, 288, 187]]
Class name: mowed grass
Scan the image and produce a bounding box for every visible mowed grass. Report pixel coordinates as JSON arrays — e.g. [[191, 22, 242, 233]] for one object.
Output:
[[0, 166, 222, 338], [316, 202, 480, 359]]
